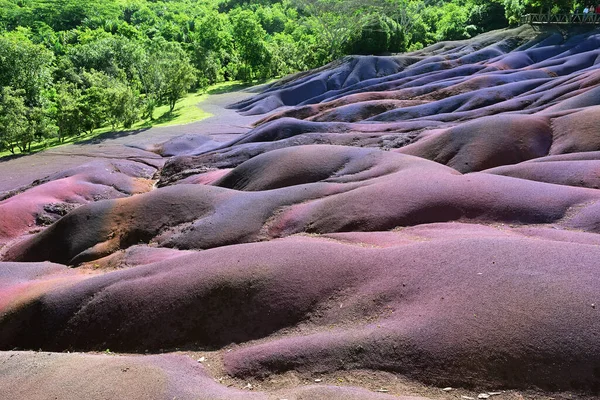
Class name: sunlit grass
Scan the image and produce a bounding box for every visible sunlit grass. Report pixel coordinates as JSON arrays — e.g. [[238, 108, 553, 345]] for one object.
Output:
[[145, 91, 211, 128]]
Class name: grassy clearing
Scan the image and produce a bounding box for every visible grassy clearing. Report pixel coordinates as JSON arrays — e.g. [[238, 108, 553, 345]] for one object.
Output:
[[141, 91, 211, 128], [0, 81, 248, 159]]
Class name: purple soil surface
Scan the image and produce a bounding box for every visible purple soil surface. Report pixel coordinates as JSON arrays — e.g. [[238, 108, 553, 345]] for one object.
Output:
[[2, 25, 600, 399], [0, 351, 431, 400]]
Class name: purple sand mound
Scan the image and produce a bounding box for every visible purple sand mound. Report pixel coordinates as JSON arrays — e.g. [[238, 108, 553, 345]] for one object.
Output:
[[6, 144, 600, 266], [3, 26, 600, 399], [1, 228, 600, 392], [0, 159, 156, 245], [396, 114, 552, 172], [483, 159, 600, 189]]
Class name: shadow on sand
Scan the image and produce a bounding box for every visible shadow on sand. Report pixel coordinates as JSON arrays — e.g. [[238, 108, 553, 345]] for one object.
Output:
[[73, 127, 152, 145], [0, 153, 27, 163]]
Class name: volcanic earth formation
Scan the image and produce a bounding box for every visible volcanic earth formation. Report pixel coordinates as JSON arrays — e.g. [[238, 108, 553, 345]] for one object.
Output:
[[1, 25, 600, 400]]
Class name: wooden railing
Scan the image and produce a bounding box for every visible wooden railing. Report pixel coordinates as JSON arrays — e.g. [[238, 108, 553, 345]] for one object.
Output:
[[521, 13, 600, 25]]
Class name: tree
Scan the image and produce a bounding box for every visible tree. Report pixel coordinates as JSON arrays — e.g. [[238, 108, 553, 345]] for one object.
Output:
[[0, 0, 22, 31], [426, 2, 474, 42], [70, 69, 138, 133], [268, 32, 309, 76], [18, 0, 122, 31], [189, 9, 234, 85], [349, 16, 406, 55], [467, 1, 508, 33], [293, 0, 393, 61], [25, 105, 57, 150], [0, 29, 54, 107], [231, 9, 271, 80], [79, 72, 110, 134], [0, 85, 53, 153], [0, 86, 27, 153], [137, 38, 196, 117], [106, 83, 139, 129], [66, 32, 142, 81], [162, 57, 196, 112], [54, 80, 83, 141], [154, 40, 197, 112], [526, 0, 573, 13], [501, 0, 574, 24], [135, 47, 162, 120]]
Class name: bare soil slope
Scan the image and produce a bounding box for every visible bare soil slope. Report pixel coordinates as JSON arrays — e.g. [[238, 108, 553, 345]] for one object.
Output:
[[1, 26, 600, 399]]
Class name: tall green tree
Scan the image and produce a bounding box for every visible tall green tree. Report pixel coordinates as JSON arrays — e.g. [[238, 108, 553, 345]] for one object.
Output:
[[0, 29, 54, 107], [79, 71, 110, 134], [54, 80, 83, 141], [189, 9, 234, 85], [293, 0, 393, 61], [156, 41, 197, 112], [349, 16, 406, 55], [0, 86, 27, 153], [502, 0, 574, 24], [24, 105, 57, 149], [231, 9, 271, 81], [138, 38, 196, 117], [66, 32, 143, 82], [18, 0, 122, 31], [106, 83, 139, 129]]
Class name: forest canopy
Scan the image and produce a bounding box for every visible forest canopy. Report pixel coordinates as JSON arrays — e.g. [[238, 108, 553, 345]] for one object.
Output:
[[0, 0, 580, 153]]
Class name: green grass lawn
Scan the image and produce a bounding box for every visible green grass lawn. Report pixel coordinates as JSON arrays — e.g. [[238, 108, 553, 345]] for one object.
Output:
[[0, 80, 251, 159], [135, 92, 211, 129]]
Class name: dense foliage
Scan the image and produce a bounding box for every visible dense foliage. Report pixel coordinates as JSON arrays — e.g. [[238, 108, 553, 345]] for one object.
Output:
[[0, 0, 577, 153]]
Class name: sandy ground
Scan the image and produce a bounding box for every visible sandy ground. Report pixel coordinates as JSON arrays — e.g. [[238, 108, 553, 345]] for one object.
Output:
[[2, 51, 599, 398]]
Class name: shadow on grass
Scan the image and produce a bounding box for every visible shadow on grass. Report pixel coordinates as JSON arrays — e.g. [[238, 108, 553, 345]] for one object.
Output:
[[207, 78, 275, 95], [152, 110, 181, 125], [0, 140, 56, 162], [0, 109, 188, 160], [207, 82, 254, 95], [52, 111, 180, 146]]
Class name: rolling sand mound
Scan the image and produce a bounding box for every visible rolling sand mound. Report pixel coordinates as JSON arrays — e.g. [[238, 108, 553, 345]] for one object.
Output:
[[2, 26, 600, 399]]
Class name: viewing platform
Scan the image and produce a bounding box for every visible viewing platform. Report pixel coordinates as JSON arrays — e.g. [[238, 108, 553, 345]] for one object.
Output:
[[521, 13, 600, 25]]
